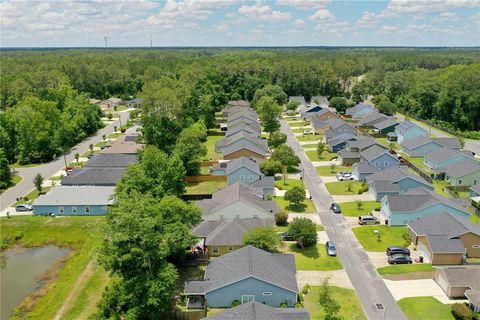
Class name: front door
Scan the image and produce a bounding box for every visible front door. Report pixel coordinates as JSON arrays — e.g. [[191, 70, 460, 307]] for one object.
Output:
[[241, 295, 255, 304]]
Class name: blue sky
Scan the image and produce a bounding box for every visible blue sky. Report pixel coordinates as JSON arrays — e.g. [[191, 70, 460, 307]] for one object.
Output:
[[1, 0, 479, 47]]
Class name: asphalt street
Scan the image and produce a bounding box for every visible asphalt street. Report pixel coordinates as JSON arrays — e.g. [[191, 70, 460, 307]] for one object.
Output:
[[0, 111, 131, 212], [280, 119, 406, 320]]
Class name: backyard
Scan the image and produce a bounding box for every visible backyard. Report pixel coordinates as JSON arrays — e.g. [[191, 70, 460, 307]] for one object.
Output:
[[274, 178, 305, 191], [185, 180, 227, 194], [296, 135, 322, 142], [339, 201, 380, 217], [203, 135, 223, 161], [352, 226, 410, 252], [325, 181, 367, 195], [282, 243, 343, 271], [273, 197, 317, 213]]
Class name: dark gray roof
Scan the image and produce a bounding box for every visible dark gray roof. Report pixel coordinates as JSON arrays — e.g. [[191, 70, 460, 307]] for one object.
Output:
[[184, 246, 298, 294], [328, 133, 356, 147], [100, 135, 144, 154], [222, 141, 267, 158], [401, 136, 436, 151], [385, 188, 467, 213], [366, 166, 431, 187], [370, 180, 401, 193], [396, 121, 425, 135], [85, 153, 138, 168], [225, 157, 261, 176], [192, 218, 274, 246], [346, 102, 373, 115], [465, 290, 480, 306], [302, 108, 334, 119], [439, 267, 480, 290], [359, 112, 388, 126], [352, 162, 380, 174], [216, 132, 267, 150], [427, 235, 465, 253], [444, 159, 480, 178], [373, 118, 398, 131], [347, 137, 386, 151], [251, 175, 275, 189], [338, 149, 360, 159], [408, 211, 480, 239], [360, 145, 396, 162], [203, 301, 310, 320], [432, 138, 461, 149], [61, 167, 126, 186], [426, 148, 474, 165], [34, 186, 115, 206], [226, 125, 261, 138]]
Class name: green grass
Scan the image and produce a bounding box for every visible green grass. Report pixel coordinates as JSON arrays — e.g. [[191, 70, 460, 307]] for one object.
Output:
[[324, 181, 366, 195], [289, 121, 309, 127], [432, 180, 451, 198], [185, 180, 227, 194], [275, 178, 305, 191], [305, 150, 337, 162], [13, 187, 52, 206], [284, 244, 343, 271], [107, 132, 123, 139], [304, 286, 367, 320], [407, 156, 434, 175], [297, 135, 322, 142], [302, 143, 319, 149], [339, 201, 380, 217], [200, 166, 211, 175], [273, 196, 317, 213], [377, 264, 436, 275], [470, 214, 480, 224], [292, 128, 306, 133], [203, 135, 223, 161], [1, 216, 105, 320], [95, 141, 108, 148], [10, 162, 44, 169], [398, 297, 453, 320], [275, 224, 324, 232], [352, 226, 410, 252], [315, 165, 352, 177]]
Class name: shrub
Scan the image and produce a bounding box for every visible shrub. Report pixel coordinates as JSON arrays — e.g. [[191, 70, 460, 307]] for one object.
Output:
[[358, 182, 369, 194], [231, 300, 241, 307], [288, 218, 317, 247], [284, 186, 306, 207], [302, 283, 310, 294], [275, 211, 289, 226], [280, 303, 288, 308], [451, 303, 473, 320], [295, 302, 303, 308], [298, 292, 304, 302]]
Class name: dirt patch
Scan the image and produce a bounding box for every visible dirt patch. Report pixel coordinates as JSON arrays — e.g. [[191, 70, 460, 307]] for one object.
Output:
[[382, 271, 435, 281]]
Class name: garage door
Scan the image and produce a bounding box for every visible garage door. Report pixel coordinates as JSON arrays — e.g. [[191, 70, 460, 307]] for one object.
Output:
[[417, 242, 432, 263], [436, 272, 449, 295]]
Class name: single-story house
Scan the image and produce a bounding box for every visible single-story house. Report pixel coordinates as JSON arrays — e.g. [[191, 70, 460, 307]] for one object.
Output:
[[444, 159, 480, 187], [358, 112, 389, 127], [346, 137, 387, 153], [222, 141, 267, 161], [346, 102, 374, 117], [380, 188, 470, 226], [85, 153, 138, 168], [352, 162, 380, 181], [202, 301, 310, 320], [372, 118, 398, 134], [33, 186, 114, 216], [401, 137, 461, 158], [227, 119, 261, 133], [225, 125, 261, 139], [299, 104, 325, 118], [359, 145, 400, 170], [324, 118, 356, 135], [366, 166, 433, 201], [61, 167, 126, 186], [310, 95, 329, 105], [435, 267, 480, 312], [327, 133, 357, 152], [196, 182, 280, 221], [227, 111, 258, 122], [184, 246, 298, 308], [338, 150, 360, 166], [302, 108, 337, 121], [125, 97, 142, 108], [424, 148, 475, 177], [395, 121, 428, 144], [408, 212, 480, 265], [98, 97, 122, 110], [215, 132, 267, 154], [192, 218, 274, 257], [100, 134, 145, 154], [289, 96, 306, 105], [222, 101, 252, 116]]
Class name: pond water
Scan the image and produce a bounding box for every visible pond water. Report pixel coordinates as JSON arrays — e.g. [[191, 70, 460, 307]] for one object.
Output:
[[0, 245, 71, 320]]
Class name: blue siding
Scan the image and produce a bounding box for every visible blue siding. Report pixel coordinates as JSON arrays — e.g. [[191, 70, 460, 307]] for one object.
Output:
[[331, 142, 348, 152], [403, 143, 443, 158], [381, 203, 470, 226], [33, 205, 107, 216], [228, 167, 261, 185], [396, 126, 427, 144], [206, 277, 297, 308], [211, 169, 226, 176], [366, 154, 399, 170], [396, 178, 433, 192]]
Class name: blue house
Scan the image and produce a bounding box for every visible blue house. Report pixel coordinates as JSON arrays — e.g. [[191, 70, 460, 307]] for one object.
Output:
[[327, 133, 357, 152], [33, 186, 114, 216], [401, 137, 461, 158], [184, 246, 298, 309], [424, 148, 475, 178], [395, 121, 428, 144], [346, 102, 374, 118], [380, 188, 470, 226], [360, 145, 400, 170]]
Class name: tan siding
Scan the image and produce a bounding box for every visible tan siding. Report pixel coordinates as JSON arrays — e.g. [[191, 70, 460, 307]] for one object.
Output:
[[460, 232, 480, 258], [431, 253, 463, 265], [224, 149, 265, 161]]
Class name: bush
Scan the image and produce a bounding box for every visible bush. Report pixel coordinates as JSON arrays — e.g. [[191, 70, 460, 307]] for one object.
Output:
[[451, 303, 473, 320], [232, 300, 241, 307], [295, 302, 303, 308], [284, 186, 306, 206], [275, 211, 289, 226], [280, 303, 288, 308], [302, 283, 310, 294], [298, 292, 304, 302], [358, 182, 369, 194], [288, 218, 317, 247]]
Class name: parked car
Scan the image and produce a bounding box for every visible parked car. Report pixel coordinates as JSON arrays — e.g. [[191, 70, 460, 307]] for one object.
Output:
[[388, 254, 412, 264], [16, 203, 33, 212], [336, 171, 351, 176], [330, 203, 341, 214], [358, 215, 380, 225], [337, 173, 354, 181], [325, 241, 337, 256], [281, 232, 294, 241], [303, 130, 313, 135], [386, 246, 411, 256]]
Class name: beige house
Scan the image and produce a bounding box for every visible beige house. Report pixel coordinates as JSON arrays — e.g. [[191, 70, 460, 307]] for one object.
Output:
[[435, 267, 480, 312]]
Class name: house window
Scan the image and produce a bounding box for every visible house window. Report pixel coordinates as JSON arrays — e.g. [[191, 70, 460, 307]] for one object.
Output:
[[72, 207, 77, 214], [473, 245, 480, 249], [249, 175, 255, 181], [262, 292, 272, 296], [59, 207, 64, 214], [241, 295, 255, 303], [240, 175, 245, 181], [228, 246, 234, 252], [85, 207, 91, 214], [458, 180, 462, 185], [374, 161, 379, 167], [384, 161, 388, 167], [211, 247, 219, 254]]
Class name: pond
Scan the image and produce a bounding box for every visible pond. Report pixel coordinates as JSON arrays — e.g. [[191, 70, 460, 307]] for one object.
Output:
[[0, 245, 71, 320]]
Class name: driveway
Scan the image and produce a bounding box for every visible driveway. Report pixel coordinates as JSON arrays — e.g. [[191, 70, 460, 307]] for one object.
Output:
[[297, 270, 353, 289], [383, 279, 466, 304]]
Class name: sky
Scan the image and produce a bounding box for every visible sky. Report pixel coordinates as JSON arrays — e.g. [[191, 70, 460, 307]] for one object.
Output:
[[1, 0, 479, 47]]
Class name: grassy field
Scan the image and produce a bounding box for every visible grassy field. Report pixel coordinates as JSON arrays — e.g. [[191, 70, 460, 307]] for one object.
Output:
[[377, 264, 436, 275], [315, 165, 352, 177], [185, 180, 227, 194], [407, 156, 434, 175], [304, 286, 366, 320], [352, 226, 410, 252], [398, 297, 453, 320], [273, 197, 317, 213], [1, 216, 106, 320], [325, 181, 366, 195], [339, 201, 380, 217], [275, 178, 305, 191], [305, 150, 337, 162], [13, 186, 52, 206], [292, 128, 306, 133], [282, 243, 343, 271], [203, 135, 223, 161], [297, 135, 322, 142]]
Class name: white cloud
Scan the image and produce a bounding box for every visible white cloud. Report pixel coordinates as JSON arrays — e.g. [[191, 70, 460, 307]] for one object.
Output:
[[216, 23, 229, 32], [276, 0, 331, 10], [238, 2, 291, 22], [378, 25, 402, 34], [356, 11, 379, 27], [379, 0, 480, 18], [293, 19, 307, 27], [309, 9, 334, 21]]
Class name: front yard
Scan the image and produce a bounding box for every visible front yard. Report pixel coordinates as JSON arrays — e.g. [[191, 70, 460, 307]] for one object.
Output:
[[398, 297, 454, 320], [324, 181, 367, 195], [275, 178, 305, 191], [304, 286, 366, 320], [377, 264, 436, 275], [282, 243, 343, 271], [352, 226, 410, 252], [14, 186, 52, 206], [305, 150, 337, 162], [296, 135, 322, 142], [315, 165, 352, 177], [289, 121, 309, 127], [185, 180, 227, 194], [339, 201, 380, 217], [273, 197, 317, 213]]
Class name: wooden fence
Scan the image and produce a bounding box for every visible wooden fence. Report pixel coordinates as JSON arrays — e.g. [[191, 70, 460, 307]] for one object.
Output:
[[400, 158, 433, 183], [200, 161, 218, 167], [181, 194, 213, 201]]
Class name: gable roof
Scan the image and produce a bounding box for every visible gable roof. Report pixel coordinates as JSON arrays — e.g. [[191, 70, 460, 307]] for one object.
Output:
[[338, 149, 360, 159], [203, 301, 310, 320], [228, 100, 251, 108], [384, 188, 467, 213], [401, 136, 437, 151], [328, 133, 356, 147], [184, 245, 298, 294], [366, 166, 431, 188], [228, 119, 261, 132], [352, 161, 380, 174], [226, 125, 261, 138], [34, 186, 115, 206], [216, 132, 267, 150], [227, 113, 258, 123], [360, 145, 397, 162], [223, 141, 267, 157], [431, 138, 461, 149], [346, 102, 374, 115], [371, 180, 401, 193], [396, 121, 426, 135], [373, 118, 398, 131], [61, 167, 126, 186], [303, 108, 335, 119], [444, 159, 480, 178], [408, 211, 480, 239], [225, 156, 262, 176], [358, 112, 388, 126], [425, 148, 474, 165], [100, 135, 144, 154], [85, 153, 138, 168], [251, 175, 275, 190], [439, 267, 480, 291], [470, 184, 480, 195], [347, 136, 386, 151]]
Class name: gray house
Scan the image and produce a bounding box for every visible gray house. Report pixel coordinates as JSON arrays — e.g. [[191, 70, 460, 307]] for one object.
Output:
[[61, 167, 126, 186], [85, 153, 138, 168], [360, 145, 400, 170], [346, 102, 374, 117], [346, 137, 387, 153], [184, 246, 298, 309], [372, 118, 398, 134], [435, 267, 480, 312], [215, 131, 267, 154], [352, 162, 380, 181], [395, 121, 427, 144], [203, 301, 310, 320], [338, 149, 360, 166], [401, 137, 461, 158], [226, 125, 261, 139], [358, 112, 389, 127]]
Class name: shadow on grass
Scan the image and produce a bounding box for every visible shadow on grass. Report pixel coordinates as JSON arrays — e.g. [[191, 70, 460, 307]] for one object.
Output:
[[286, 203, 307, 213], [289, 243, 320, 259]]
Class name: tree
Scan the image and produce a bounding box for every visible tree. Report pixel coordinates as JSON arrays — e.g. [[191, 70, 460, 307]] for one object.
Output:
[[260, 158, 283, 176], [284, 186, 306, 207], [329, 97, 348, 114], [271, 144, 300, 168], [374, 94, 396, 115], [173, 123, 207, 176], [318, 278, 342, 320], [74, 153, 80, 164], [268, 131, 287, 149], [256, 96, 282, 134], [317, 142, 326, 158], [142, 115, 182, 154], [275, 211, 289, 226], [243, 227, 281, 253], [0, 149, 12, 189], [252, 84, 287, 107], [287, 100, 300, 111], [288, 218, 317, 247], [33, 173, 43, 193]]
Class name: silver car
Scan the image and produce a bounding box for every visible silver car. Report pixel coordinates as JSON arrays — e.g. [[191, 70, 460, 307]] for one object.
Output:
[[325, 241, 337, 256], [16, 203, 33, 212]]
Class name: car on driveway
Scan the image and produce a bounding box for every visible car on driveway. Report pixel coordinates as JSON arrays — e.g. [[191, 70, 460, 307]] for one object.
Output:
[[336, 173, 354, 181], [358, 215, 380, 225], [281, 232, 294, 241], [303, 130, 313, 135], [325, 241, 337, 256], [388, 254, 412, 264], [386, 246, 411, 256], [16, 203, 33, 212], [330, 203, 341, 214]]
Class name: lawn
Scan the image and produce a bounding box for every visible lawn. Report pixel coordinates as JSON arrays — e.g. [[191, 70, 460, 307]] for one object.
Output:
[[107, 132, 123, 140], [302, 143, 319, 149], [324, 181, 366, 195], [273, 196, 317, 213], [289, 121, 309, 127], [377, 264, 436, 275], [407, 156, 433, 175], [283, 243, 343, 271], [315, 165, 352, 177], [275, 224, 324, 233], [398, 297, 453, 320], [185, 180, 227, 194], [297, 135, 322, 142], [14, 187, 52, 206], [352, 226, 410, 252], [305, 150, 337, 162], [275, 178, 305, 191], [292, 128, 306, 133], [203, 135, 223, 161], [1, 216, 106, 320], [10, 162, 44, 169], [471, 214, 480, 224], [304, 286, 367, 320], [339, 201, 380, 217], [432, 180, 451, 198]]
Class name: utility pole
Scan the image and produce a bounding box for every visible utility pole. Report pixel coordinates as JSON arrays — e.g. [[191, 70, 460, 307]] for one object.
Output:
[[104, 36, 108, 49], [149, 30, 153, 48]]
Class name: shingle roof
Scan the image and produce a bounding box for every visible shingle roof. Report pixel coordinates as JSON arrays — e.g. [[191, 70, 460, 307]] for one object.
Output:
[[352, 161, 380, 174], [225, 125, 261, 138], [385, 188, 466, 213], [222, 141, 267, 158], [465, 290, 480, 307], [33, 186, 115, 206], [360, 145, 395, 162], [346, 102, 373, 115], [184, 246, 298, 294], [303, 108, 334, 119], [427, 235, 465, 253], [371, 180, 401, 193], [224, 157, 262, 175], [251, 175, 275, 189], [444, 159, 480, 178], [228, 100, 251, 108], [328, 133, 356, 147], [85, 154, 138, 168], [100, 135, 144, 154], [366, 166, 431, 187], [203, 301, 310, 320], [215, 132, 267, 150], [61, 167, 126, 186], [373, 118, 398, 131], [396, 120, 425, 135], [408, 211, 480, 239], [425, 148, 474, 165], [359, 112, 388, 126], [338, 149, 360, 159], [347, 136, 385, 151], [401, 136, 436, 151], [470, 184, 480, 195], [192, 218, 274, 246], [431, 138, 461, 149], [227, 113, 258, 124], [439, 267, 480, 290]]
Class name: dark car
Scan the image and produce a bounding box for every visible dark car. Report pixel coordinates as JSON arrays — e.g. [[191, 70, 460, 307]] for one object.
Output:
[[388, 254, 413, 264], [325, 241, 337, 256], [330, 203, 341, 214], [15, 203, 33, 212], [386, 246, 411, 256], [281, 232, 294, 241]]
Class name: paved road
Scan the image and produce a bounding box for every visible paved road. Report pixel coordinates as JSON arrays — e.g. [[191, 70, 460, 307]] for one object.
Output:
[[0, 111, 131, 212], [280, 119, 406, 320]]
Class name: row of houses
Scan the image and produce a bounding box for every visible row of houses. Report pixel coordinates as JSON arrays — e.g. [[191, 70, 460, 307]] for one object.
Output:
[[89, 97, 142, 111]]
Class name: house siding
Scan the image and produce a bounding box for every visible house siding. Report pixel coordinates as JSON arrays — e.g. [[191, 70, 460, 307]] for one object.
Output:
[[378, 124, 397, 134], [208, 245, 244, 257], [305, 111, 336, 121], [460, 232, 480, 258], [364, 153, 399, 170], [396, 178, 433, 193], [396, 127, 427, 144], [425, 154, 471, 170], [228, 167, 261, 185], [339, 156, 360, 166], [224, 150, 265, 161], [331, 142, 348, 153], [33, 205, 107, 216], [403, 143, 443, 158], [206, 277, 297, 308], [202, 201, 273, 221], [446, 171, 480, 187]]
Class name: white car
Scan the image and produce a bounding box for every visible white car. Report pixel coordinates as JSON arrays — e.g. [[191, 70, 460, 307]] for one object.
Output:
[[303, 130, 313, 135], [337, 173, 354, 181]]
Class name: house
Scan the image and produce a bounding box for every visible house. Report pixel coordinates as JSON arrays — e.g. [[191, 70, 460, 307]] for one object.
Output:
[[408, 212, 480, 265], [61, 167, 126, 186], [380, 188, 471, 226], [346, 136, 387, 153], [215, 131, 267, 154], [310, 95, 329, 106], [327, 133, 357, 152], [395, 121, 427, 144], [222, 101, 251, 116], [289, 96, 306, 105], [324, 118, 356, 135], [299, 104, 325, 118], [225, 125, 261, 139], [366, 166, 433, 201], [100, 135, 144, 154], [352, 162, 380, 181], [338, 149, 360, 166], [359, 145, 400, 170], [435, 267, 480, 312], [358, 112, 389, 127], [98, 97, 123, 110], [222, 141, 267, 161], [203, 301, 310, 320], [85, 153, 138, 168], [372, 118, 398, 134], [303, 108, 337, 121], [424, 148, 475, 177], [196, 183, 280, 220], [401, 137, 461, 158], [184, 246, 298, 308], [444, 159, 480, 187], [192, 218, 274, 257], [33, 186, 114, 216], [125, 98, 142, 108], [346, 102, 374, 117], [227, 118, 261, 132], [227, 112, 258, 124]]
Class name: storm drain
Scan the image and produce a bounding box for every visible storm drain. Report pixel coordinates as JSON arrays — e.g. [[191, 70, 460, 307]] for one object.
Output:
[[376, 304, 384, 310]]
